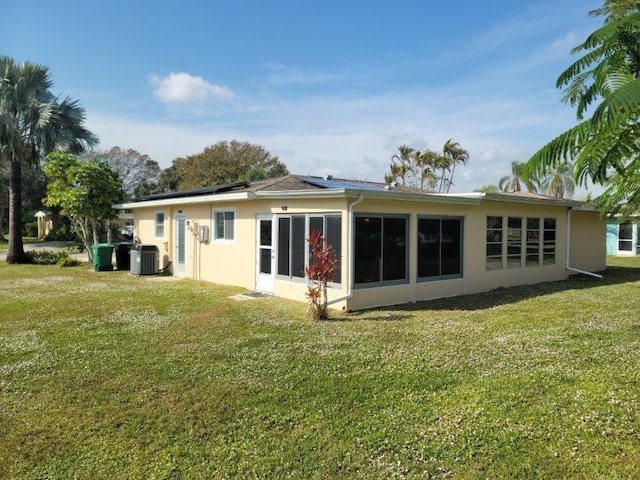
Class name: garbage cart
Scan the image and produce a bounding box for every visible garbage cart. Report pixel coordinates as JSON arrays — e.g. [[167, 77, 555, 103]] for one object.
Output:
[[91, 243, 114, 272], [115, 242, 133, 271]]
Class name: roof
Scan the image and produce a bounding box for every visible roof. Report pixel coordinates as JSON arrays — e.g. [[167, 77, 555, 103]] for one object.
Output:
[[134, 181, 250, 202], [113, 174, 586, 209]]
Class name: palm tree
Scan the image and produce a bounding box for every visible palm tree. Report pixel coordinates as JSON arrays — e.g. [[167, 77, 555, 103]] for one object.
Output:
[[388, 144, 415, 186], [414, 149, 439, 190], [541, 162, 576, 198], [526, 8, 640, 217], [499, 161, 539, 193], [442, 139, 469, 193], [0, 56, 97, 263], [433, 155, 452, 193]]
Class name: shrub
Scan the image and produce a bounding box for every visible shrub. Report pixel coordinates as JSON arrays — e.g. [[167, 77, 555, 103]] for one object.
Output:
[[305, 230, 337, 321], [26, 250, 79, 267], [24, 221, 38, 238]]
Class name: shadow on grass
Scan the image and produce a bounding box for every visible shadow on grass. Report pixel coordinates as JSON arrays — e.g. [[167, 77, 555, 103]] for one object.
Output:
[[345, 265, 640, 319]]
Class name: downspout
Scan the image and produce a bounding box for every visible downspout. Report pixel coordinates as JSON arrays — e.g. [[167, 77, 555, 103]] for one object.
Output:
[[566, 208, 603, 279], [327, 194, 364, 308]]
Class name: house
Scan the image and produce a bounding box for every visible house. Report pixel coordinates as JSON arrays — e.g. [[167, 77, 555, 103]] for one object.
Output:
[[114, 175, 606, 311], [606, 217, 639, 256]]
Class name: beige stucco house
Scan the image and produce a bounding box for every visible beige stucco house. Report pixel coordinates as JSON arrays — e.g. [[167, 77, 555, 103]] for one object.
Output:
[[114, 175, 606, 311]]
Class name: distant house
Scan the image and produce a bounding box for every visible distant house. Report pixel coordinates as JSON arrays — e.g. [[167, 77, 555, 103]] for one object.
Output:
[[114, 175, 606, 311], [606, 218, 639, 256]]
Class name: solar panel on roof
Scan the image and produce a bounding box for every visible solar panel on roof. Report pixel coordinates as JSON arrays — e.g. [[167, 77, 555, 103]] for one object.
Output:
[[298, 176, 388, 192], [134, 181, 249, 202]]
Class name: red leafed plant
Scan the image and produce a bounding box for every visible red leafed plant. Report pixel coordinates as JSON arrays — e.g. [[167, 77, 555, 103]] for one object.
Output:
[[306, 229, 338, 320]]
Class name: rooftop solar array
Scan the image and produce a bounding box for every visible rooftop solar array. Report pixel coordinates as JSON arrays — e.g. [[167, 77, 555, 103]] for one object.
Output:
[[134, 181, 249, 202], [298, 176, 389, 192]]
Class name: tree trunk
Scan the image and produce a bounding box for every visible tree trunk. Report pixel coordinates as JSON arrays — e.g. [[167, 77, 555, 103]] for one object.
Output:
[[6, 154, 26, 263]]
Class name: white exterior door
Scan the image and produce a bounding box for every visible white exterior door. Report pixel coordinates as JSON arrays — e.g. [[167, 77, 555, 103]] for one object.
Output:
[[175, 215, 187, 277], [256, 214, 275, 293]]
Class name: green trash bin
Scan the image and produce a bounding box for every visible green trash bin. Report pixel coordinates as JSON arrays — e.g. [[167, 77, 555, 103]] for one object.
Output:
[[91, 243, 114, 272]]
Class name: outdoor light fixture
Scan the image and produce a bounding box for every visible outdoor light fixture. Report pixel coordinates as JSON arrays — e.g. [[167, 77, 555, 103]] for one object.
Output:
[[281, 206, 288, 211]]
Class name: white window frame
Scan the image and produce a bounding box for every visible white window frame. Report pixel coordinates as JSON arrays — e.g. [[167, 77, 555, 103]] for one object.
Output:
[[155, 211, 165, 239], [212, 208, 236, 244]]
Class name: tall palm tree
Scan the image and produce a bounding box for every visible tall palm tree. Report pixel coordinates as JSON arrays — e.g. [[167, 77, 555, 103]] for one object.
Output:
[[541, 162, 576, 198], [388, 144, 415, 186], [442, 139, 469, 193], [415, 149, 440, 191], [0, 56, 97, 263], [433, 154, 452, 193]]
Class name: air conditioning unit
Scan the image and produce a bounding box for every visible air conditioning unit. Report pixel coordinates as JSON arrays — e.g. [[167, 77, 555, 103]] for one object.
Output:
[[130, 245, 159, 275]]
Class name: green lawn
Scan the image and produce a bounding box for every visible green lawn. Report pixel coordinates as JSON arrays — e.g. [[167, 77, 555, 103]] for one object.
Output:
[[1, 258, 640, 478]]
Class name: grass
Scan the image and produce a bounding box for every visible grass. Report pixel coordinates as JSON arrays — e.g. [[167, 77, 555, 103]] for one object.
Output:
[[1, 257, 640, 478]]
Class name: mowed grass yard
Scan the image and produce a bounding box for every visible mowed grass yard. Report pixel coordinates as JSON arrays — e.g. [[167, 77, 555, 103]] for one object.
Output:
[[1, 257, 640, 479]]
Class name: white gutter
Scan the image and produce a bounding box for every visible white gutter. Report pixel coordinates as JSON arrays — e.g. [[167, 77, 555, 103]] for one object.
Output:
[[566, 208, 603, 279], [327, 194, 364, 308]]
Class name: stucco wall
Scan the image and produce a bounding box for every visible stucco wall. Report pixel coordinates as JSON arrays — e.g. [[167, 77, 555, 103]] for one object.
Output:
[[129, 195, 606, 311], [569, 211, 606, 272], [345, 198, 572, 310]]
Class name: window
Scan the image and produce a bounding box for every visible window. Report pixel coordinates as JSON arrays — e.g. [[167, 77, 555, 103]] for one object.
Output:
[[418, 217, 463, 280], [309, 214, 343, 284], [213, 210, 235, 242], [487, 215, 556, 270], [526, 218, 540, 267], [486, 216, 503, 270], [277, 214, 342, 283], [355, 215, 408, 286], [618, 222, 633, 252], [543, 218, 556, 264], [155, 212, 165, 238], [507, 217, 522, 268]]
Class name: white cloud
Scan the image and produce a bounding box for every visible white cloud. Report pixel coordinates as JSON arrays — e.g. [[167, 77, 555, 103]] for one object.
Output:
[[148, 72, 234, 103]]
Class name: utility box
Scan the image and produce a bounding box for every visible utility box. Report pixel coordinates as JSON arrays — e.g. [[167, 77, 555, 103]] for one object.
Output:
[[91, 243, 114, 272], [130, 244, 159, 275]]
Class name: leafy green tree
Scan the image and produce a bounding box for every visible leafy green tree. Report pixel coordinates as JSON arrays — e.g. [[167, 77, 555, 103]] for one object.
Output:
[[170, 140, 288, 190], [84, 146, 161, 200], [43, 153, 122, 261], [526, 5, 640, 216], [0, 56, 97, 263]]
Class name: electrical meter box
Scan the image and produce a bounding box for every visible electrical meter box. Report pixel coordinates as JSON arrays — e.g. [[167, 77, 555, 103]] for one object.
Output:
[[198, 225, 210, 243]]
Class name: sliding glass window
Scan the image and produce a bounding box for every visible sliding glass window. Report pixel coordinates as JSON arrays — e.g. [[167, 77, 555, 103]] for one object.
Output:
[[418, 217, 463, 280], [355, 215, 408, 286]]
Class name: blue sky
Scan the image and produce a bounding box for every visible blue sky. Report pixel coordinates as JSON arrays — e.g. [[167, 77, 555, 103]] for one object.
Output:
[[3, 0, 603, 194]]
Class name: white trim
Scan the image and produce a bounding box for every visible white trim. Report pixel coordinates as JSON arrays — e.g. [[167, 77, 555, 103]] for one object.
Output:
[[114, 192, 252, 209], [212, 207, 236, 244], [154, 211, 166, 239]]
